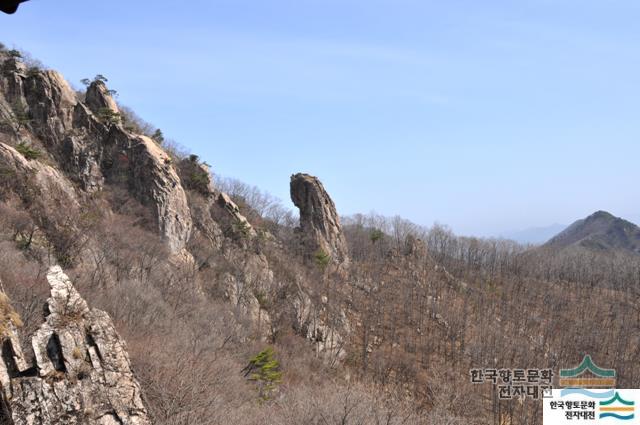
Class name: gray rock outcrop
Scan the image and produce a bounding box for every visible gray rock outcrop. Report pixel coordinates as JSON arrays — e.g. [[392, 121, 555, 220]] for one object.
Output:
[[0, 55, 193, 255], [1, 60, 76, 146], [0, 266, 151, 425], [102, 128, 193, 254], [22, 70, 77, 145], [290, 173, 349, 268], [84, 80, 119, 116]]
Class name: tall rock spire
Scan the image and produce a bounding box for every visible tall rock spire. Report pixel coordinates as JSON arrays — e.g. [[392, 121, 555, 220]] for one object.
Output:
[[290, 173, 349, 270]]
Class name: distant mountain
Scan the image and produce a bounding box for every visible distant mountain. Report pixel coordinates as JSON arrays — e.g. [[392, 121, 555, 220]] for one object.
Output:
[[501, 223, 567, 245], [543, 211, 640, 254]]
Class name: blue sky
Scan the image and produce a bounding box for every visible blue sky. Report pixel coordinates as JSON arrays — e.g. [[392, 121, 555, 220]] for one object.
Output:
[[1, 0, 639, 236]]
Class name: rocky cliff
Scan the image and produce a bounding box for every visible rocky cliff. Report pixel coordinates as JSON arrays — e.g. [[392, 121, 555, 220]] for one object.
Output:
[[0, 56, 192, 255], [0, 51, 298, 341], [290, 173, 349, 269], [0, 49, 354, 421], [0, 266, 151, 425]]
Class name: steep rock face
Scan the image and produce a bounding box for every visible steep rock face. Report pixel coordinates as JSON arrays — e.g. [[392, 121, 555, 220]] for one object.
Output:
[[0, 54, 193, 254], [0, 59, 77, 146], [22, 70, 77, 146], [102, 128, 192, 253], [1, 58, 27, 104], [290, 173, 349, 268], [0, 266, 151, 425], [74, 93, 192, 254]]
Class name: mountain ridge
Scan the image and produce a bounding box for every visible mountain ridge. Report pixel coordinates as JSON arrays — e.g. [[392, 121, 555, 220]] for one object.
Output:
[[543, 210, 640, 254]]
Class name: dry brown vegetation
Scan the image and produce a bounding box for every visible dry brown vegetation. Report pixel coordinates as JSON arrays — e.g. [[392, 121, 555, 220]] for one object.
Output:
[[0, 44, 638, 424], [342, 214, 640, 424], [1, 176, 638, 425], [0, 180, 441, 424]]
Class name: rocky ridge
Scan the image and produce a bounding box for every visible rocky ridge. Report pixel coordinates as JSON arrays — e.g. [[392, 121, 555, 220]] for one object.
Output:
[[1, 51, 350, 349], [0, 57, 192, 255], [0, 49, 353, 418]]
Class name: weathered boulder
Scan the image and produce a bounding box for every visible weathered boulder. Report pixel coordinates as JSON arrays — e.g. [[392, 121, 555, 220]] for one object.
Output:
[[85, 80, 119, 116], [290, 173, 349, 268], [0, 266, 151, 425]]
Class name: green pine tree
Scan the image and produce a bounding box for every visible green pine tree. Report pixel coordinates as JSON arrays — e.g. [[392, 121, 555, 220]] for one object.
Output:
[[242, 347, 283, 401]]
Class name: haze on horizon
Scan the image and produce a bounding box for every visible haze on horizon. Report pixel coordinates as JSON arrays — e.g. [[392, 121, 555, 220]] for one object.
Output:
[[1, 0, 639, 238]]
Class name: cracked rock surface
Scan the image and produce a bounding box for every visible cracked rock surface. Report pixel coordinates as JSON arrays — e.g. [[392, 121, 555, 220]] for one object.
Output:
[[0, 266, 151, 425]]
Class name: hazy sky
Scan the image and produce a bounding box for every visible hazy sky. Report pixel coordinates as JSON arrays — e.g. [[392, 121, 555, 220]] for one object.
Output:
[[1, 0, 639, 236]]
